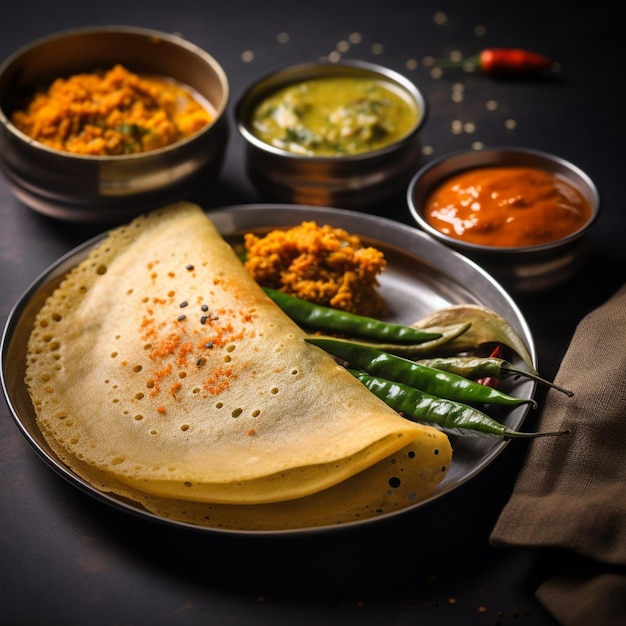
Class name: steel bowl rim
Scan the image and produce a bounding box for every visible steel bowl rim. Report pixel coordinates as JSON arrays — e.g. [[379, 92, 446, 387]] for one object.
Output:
[[0, 24, 231, 162], [406, 146, 601, 255], [235, 59, 428, 162]]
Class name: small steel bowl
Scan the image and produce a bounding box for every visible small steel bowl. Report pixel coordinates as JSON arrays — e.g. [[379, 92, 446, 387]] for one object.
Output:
[[407, 147, 600, 293], [0, 25, 230, 223], [235, 60, 427, 209]]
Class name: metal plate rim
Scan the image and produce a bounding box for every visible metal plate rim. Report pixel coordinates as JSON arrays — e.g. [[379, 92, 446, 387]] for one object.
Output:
[[1, 203, 536, 536]]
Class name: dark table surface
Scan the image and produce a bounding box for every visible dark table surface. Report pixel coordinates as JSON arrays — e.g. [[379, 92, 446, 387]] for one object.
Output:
[[1, 2, 625, 625]]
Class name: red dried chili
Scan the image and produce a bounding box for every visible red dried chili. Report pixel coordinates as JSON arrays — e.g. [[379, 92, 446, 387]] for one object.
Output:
[[437, 48, 555, 76], [479, 48, 554, 75], [476, 345, 502, 388]]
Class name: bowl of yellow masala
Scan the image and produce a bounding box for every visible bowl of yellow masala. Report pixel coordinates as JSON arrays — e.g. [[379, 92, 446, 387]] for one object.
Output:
[[235, 60, 427, 210], [407, 147, 600, 293], [0, 25, 230, 223]]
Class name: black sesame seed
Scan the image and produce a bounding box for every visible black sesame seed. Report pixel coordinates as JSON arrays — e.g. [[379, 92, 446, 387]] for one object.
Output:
[[196, 358, 204, 366], [201, 304, 209, 312], [177, 314, 187, 321], [205, 341, 213, 349], [180, 301, 188, 308], [186, 264, 194, 271], [200, 316, 208, 325]]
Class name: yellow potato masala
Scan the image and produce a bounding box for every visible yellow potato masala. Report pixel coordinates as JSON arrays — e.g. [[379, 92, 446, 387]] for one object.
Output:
[[244, 221, 387, 317], [11, 64, 213, 155]]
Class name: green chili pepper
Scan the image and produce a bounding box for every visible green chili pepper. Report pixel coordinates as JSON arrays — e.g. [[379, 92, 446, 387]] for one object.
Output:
[[417, 356, 574, 397], [307, 337, 536, 409], [306, 322, 471, 357], [412, 304, 535, 371], [350, 370, 568, 439], [263, 287, 442, 343]]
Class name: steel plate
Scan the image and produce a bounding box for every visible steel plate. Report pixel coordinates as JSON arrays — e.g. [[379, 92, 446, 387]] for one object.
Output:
[[1, 203, 536, 535]]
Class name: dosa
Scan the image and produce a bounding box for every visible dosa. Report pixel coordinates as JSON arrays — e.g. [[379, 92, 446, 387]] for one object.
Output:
[[25, 202, 451, 528]]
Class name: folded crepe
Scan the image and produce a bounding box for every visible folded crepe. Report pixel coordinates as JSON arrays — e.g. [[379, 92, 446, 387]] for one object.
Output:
[[25, 202, 451, 527]]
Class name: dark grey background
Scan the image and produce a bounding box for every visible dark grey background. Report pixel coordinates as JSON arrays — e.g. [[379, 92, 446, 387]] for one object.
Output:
[[1, 2, 624, 625]]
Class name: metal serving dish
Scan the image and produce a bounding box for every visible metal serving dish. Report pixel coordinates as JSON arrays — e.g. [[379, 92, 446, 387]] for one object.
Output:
[[235, 60, 427, 210], [1, 204, 535, 535], [407, 147, 600, 293], [0, 25, 230, 223]]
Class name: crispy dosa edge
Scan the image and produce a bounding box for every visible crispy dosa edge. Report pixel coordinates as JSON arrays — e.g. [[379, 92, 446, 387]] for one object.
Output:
[[42, 422, 452, 531]]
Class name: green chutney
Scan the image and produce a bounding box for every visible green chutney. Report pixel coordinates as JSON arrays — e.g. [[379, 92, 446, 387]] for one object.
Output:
[[251, 76, 419, 157]]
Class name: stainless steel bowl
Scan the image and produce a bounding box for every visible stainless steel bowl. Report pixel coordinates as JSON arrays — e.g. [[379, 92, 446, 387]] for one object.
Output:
[[235, 60, 427, 209], [0, 25, 230, 223], [407, 147, 600, 293]]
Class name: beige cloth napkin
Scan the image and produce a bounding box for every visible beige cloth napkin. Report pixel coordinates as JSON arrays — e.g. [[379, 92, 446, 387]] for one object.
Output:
[[490, 283, 626, 626]]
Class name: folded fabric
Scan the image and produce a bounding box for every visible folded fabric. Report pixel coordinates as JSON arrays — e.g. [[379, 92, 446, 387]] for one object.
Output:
[[490, 283, 626, 626]]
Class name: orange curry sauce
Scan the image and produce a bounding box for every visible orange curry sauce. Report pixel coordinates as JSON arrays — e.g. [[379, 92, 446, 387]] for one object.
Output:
[[423, 166, 592, 248]]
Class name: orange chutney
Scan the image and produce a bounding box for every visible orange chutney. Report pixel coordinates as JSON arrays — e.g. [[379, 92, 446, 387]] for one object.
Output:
[[423, 166, 592, 248]]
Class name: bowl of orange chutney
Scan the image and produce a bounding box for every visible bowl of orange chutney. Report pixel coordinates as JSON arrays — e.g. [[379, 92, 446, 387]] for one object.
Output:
[[407, 147, 600, 293], [0, 26, 229, 223]]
